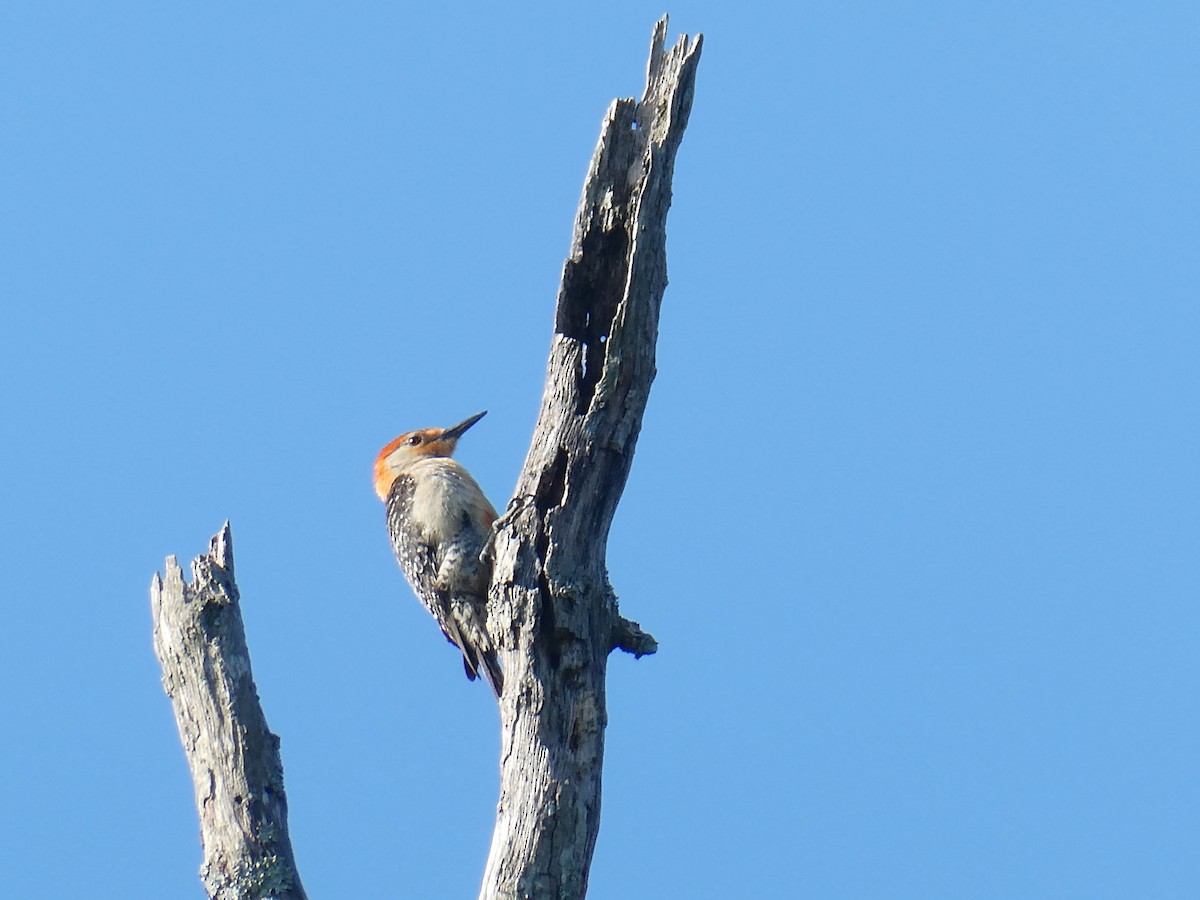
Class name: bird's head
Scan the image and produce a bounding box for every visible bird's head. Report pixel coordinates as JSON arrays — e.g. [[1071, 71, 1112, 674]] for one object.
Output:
[[373, 410, 487, 500]]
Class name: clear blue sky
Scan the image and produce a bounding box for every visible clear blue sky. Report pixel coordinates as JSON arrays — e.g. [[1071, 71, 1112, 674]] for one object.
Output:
[[2, 3, 1196, 898]]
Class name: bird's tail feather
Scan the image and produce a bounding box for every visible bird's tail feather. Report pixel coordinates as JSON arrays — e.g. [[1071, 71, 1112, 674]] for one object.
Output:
[[478, 650, 504, 699], [449, 597, 504, 699]]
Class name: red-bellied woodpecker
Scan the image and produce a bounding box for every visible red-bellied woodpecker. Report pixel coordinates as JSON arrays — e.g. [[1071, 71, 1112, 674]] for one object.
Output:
[[374, 410, 503, 697]]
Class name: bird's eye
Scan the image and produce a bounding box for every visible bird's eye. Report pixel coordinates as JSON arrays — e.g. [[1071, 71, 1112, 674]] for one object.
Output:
[[407, 434, 422, 446]]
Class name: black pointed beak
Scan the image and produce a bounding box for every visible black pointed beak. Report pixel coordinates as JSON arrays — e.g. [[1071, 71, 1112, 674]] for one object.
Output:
[[441, 410, 487, 441]]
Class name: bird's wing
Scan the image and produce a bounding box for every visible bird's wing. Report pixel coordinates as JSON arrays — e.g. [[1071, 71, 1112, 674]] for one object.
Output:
[[386, 474, 456, 646]]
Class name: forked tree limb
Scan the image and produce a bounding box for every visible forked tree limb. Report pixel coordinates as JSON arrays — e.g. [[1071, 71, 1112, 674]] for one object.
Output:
[[481, 17, 701, 899], [151, 524, 307, 900]]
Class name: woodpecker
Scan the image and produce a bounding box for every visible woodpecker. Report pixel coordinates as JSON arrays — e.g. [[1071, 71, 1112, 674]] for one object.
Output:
[[374, 410, 503, 697]]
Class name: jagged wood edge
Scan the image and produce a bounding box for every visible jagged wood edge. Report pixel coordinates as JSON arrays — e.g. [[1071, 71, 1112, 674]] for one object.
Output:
[[481, 16, 701, 900], [151, 523, 308, 900]]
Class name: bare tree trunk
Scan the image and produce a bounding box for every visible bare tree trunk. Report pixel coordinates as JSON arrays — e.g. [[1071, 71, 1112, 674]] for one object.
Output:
[[481, 17, 702, 900], [150, 18, 698, 900], [151, 524, 308, 900]]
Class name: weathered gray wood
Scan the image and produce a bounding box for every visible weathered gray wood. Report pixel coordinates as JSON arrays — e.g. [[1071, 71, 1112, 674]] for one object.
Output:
[[151, 524, 308, 900], [481, 17, 701, 899], [150, 18, 697, 897]]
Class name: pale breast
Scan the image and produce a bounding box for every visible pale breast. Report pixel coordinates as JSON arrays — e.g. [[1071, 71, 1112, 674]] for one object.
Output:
[[407, 458, 488, 544]]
